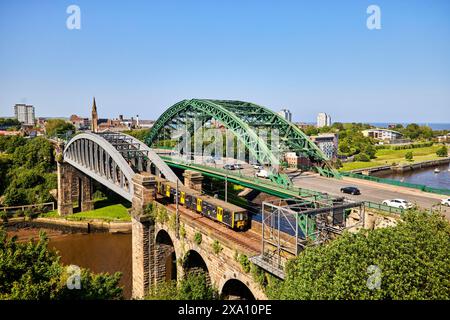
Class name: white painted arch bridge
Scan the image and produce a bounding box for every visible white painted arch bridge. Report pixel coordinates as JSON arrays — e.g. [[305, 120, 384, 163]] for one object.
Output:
[[63, 132, 181, 201]]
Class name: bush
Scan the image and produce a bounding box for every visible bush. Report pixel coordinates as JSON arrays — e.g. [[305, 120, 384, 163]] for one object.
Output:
[[24, 208, 38, 220], [92, 190, 105, 200], [405, 151, 413, 161], [268, 210, 450, 300], [146, 272, 217, 300], [193, 232, 202, 246], [179, 224, 186, 239], [436, 145, 448, 157], [212, 240, 222, 254], [354, 153, 370, 162], [0, 211, 8, 223], [238, 254, 251, 273]]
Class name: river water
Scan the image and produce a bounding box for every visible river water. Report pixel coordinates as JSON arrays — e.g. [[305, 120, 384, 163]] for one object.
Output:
[[373, 163, 450, 190], [49, 233, 132, 299], [7, 229, 133, 299]]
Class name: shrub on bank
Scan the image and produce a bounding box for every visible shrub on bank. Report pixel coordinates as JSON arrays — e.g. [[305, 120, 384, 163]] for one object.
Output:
[[267, 210, 450, 300]]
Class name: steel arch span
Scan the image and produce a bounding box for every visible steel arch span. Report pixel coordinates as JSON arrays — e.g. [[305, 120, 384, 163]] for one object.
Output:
[[63, 132, 181, 201], [145, 99, 339, 180]]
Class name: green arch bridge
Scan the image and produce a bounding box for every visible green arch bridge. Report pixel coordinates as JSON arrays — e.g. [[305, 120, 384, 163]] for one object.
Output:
[[145, 99, 339, 187]]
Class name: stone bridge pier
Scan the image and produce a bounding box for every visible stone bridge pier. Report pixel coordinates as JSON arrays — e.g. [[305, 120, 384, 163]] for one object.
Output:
[[131, 173, 266, 300], [57, 160, 94, 215]]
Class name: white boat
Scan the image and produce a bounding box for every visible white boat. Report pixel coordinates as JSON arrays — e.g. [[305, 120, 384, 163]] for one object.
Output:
[[434, 168, 440, 173]]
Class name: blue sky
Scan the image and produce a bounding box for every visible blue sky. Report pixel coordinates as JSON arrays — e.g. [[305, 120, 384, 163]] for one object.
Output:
[[0, 0, 449, 122]]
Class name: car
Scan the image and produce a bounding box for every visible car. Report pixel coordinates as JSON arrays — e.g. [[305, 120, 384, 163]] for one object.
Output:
[[340, 186, 361, 195], [233, 163, 243, 170], [251, 161, 262, 169], [223, 164, 235, 170], [255, 169, 270, 178], [253, 165, 263, 170], [441, 198, 450, 207], [382, 199, 414, 209]]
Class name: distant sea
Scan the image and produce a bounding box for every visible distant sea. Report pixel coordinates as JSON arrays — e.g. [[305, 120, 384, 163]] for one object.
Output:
[[303, 122, 450, 131], [368, 123, 450, 131]]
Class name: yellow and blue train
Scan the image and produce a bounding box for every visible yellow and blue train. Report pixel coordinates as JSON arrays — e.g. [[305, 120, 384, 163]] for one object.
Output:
[[155, 178, 249, 231]]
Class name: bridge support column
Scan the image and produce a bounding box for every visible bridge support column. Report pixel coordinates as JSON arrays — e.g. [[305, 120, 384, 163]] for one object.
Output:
[[57, 161, 74, 216], [80, 175, 94, 212], [131, 173, 156, 299], [183, 170, 204, 192]]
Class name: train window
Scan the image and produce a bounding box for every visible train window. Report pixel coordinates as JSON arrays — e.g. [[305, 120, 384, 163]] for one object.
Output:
[[217, 207, 223, 221], [166, 185, 170, 197]]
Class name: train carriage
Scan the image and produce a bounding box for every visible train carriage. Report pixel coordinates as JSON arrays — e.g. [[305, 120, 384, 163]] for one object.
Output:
[[155, 178, 249, 230]]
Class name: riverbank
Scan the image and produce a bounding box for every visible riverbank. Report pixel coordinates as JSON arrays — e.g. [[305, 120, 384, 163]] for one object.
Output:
[[340, 145, 446, 172], [347, 157, 450, 175], [3, 216, 131, 235]]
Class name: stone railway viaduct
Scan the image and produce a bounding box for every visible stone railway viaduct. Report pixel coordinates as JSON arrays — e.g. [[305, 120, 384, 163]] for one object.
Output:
[[57, 132, 267, 300]]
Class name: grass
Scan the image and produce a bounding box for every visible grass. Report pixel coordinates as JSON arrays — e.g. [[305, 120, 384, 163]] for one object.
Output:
[[340, 145, 443, 172], [40, 198, 131, 222]]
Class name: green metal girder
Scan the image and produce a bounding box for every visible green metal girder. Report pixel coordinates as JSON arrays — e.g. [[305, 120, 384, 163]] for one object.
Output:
[[145, 99, 340, 181]]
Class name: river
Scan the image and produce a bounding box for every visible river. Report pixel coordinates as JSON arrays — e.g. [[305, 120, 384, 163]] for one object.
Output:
[[373, 163, 450, 190], [8, 229, 133, 299]]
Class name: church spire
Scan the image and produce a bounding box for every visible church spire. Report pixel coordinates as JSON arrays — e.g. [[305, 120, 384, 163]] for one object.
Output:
[[92, 97, 97, 114], [91, 97, 98, 133]]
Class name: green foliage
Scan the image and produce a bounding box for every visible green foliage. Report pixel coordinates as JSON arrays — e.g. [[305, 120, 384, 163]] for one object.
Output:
[[354, 153, 370, 162], [1, 136, 57, 206], [168, 211, 176, 231], [0, 155, 12, 195], [193, 232, 202, 246], [0, 118, 21, 130], [400, 123, 433, 140], [0, 135, 26, 153], [436, 145, 448, 157], [405, 151, 413, 161], [156, 206, 168, 223], [92, 190, 105, 200], [123, 129, 151, 142], [250, 263, 268, 287], [0, 212, 8, 223], [179, 223, 186, 239], [375, 142, 433, 150], [0, 229, 122, 299], [3, 170, 56, 206], [237, 254, 251, 273], [45, 119, 75, 137], [212, 240, 222, 254], [146, 272, 218, 300], [268, 210, 450, 300]]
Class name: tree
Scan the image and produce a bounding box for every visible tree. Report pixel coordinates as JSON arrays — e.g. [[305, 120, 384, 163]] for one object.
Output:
[[436, 145, 448, 157], [0, 229, 123, 300], [354, 153, 370, 162], [0, 135, 26, 153], [0, 118, 21, 130], [146, 272, 218, 300], [267, 211, 450, 300], [45, 119, 75, 137], [405, 151, 413, 161], [123, 129, 151, 142]]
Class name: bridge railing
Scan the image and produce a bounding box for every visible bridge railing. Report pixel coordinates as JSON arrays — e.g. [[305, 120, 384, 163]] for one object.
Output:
[[363, 201, 404, 215], [342, 172, 450, 196], [160, 155, 328, 198], [0, 202, 55, 215]]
